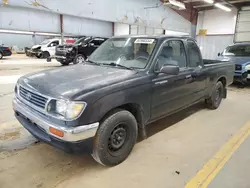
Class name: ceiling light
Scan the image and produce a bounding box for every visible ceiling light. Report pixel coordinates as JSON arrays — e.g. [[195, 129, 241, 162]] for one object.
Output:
[[164, 0, 186, 10], [215, 3, 231, 12], [204, 0, 214, 4]]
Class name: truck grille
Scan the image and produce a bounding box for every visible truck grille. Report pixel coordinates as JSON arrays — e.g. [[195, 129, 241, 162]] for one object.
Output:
[[19, 86, 48, 109], [235, 64, 242, 71]]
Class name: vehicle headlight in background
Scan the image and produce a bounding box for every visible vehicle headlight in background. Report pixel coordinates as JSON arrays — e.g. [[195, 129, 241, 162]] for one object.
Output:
[[245, 64, 250, 70], [47, 100, 86, 120]]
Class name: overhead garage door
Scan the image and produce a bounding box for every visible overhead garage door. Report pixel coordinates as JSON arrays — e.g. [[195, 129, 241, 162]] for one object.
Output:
[[235, 7, 250, 42]]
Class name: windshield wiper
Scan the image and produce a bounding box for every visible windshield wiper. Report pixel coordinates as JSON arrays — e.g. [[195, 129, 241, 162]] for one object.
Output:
[[85, 59, 100, 66], [102, 62, 133, 70]]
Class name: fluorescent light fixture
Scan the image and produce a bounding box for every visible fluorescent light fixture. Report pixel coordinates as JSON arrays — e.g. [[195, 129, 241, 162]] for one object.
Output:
[[215, 3, 231, 12], [164, 0, 186, 10], [0, 29, 33, 35], [204, 0, 214, 4]]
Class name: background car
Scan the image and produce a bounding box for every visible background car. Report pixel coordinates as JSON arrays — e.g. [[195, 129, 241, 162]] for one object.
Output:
[[0, 45, 12, 59], [218, 42, 250, 84]]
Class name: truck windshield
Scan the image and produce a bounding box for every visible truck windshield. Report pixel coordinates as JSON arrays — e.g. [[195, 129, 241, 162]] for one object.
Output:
[[223, 45, 250, 56], [74, 37, 90, 45], [88, 37, 157, 69], [40, 40, 51, 45]]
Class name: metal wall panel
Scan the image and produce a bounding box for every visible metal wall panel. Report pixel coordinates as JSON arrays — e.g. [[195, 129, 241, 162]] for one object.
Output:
[[0, 33, 46, 49], [235, 9, 250, 42], [63, 15, 112, 37], [7, 0, 192, 34], [196, 35, 234, 59], [0, 6, 60, 33]]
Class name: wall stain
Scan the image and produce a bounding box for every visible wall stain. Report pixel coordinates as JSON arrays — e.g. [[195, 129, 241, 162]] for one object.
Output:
[[24, 0, 51, 11]]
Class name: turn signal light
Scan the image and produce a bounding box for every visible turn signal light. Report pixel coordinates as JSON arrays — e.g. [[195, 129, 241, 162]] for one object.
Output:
[[49, 127, 64, 137]]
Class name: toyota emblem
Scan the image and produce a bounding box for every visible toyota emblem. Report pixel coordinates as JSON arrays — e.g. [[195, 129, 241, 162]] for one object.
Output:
[[26, 93, 32, 100]]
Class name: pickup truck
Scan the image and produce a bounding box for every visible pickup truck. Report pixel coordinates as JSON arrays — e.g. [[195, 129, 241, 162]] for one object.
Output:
[[53, 36, 107, 65], [218, 42, 250, 84], [13, 35, 234, 166]]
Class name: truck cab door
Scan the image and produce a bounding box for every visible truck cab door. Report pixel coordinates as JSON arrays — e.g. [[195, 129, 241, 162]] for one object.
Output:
[[47, 40, 59, 56], [86, 38, 102, 56], [151, 40, 194, 121]]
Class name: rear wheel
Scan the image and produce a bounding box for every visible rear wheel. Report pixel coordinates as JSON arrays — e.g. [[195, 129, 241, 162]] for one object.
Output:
[[0, 52, 3, 59], [73, 54, 85, 64], [205, 81, 224, 109], [92, 109, 138, 166]]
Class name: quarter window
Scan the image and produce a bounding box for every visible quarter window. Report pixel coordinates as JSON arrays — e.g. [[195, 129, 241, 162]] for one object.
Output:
[[187, 40, 202, 67]]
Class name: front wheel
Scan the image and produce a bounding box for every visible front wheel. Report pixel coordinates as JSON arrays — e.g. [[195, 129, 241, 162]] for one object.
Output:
[[92, 109, 138, 166], [73, 54, 85, 64], [0, 52, 3, 59], [205, 81, 224, 109]]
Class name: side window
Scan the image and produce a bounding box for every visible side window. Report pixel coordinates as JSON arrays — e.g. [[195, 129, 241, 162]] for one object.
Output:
[[187, 40, 202, 67], [48, 40, 59, 47], [99, 38, 105, 45], [92, 39, 103, 46], [155, 40, 187, 71]]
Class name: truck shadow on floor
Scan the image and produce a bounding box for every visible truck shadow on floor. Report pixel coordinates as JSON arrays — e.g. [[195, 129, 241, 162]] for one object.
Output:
[[144, 102, 205, 140]]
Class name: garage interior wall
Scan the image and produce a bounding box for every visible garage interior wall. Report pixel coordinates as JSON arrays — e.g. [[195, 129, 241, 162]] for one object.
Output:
[[0, 0, 194, 49], [196, 9, 237, 59], [4, 0, 192, 33]]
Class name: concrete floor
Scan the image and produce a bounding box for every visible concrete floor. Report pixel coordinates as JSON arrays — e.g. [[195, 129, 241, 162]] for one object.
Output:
[[0, 55, 250, 188]]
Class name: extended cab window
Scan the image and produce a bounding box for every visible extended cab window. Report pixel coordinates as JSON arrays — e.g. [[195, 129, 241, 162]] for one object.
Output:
[[155, 40, 187, 71], [187, 40, 202, 67]]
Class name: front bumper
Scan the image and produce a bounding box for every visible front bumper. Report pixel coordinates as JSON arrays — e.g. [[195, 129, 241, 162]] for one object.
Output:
[[3, 50, 12, 56], [13, 97, 99, 152], [234, 71, 250, 83]]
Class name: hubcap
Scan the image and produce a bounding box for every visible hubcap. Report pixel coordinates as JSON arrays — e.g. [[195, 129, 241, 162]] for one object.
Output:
[[77, 56, 84, 63], [108, 124, 127, 152], [215, 88, 221, 101]]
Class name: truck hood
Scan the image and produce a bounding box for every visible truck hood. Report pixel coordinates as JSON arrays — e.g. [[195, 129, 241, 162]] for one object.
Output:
[[218, 56, 250, 65], [19, 64, 137, 99], [31, 45, 42, 49]]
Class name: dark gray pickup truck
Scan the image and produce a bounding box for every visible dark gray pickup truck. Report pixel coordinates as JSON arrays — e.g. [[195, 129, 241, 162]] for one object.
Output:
[[13, 35, 234, 166]]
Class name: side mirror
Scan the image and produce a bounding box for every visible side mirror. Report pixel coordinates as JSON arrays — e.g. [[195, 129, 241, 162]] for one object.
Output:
[[160, 65, 179, 75], [89, 43, 94, 47], [218, 52, 221, 56]]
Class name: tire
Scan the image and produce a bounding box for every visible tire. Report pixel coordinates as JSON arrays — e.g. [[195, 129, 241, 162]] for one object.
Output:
[[73, 54, 85, 64], [36, 53, 42, 58], [205, 81, 224, 109], [92, 109, 138, 166], [42, 51, 50, 58], [0, 52, 3, 59]]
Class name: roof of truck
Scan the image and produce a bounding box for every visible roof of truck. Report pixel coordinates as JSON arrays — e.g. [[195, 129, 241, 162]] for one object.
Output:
[[112, 35, 192, 40]]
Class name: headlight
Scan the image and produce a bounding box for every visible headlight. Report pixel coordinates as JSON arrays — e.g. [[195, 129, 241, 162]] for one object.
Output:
[[47, 100, 86, 120], [245, 64, 250, 70]]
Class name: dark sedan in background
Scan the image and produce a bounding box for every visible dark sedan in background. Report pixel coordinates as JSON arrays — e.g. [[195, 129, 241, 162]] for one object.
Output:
[[0, 45, 12, 59]]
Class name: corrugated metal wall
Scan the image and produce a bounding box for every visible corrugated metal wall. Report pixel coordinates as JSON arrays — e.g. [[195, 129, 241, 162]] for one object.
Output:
[[0, 6, 60, 33], [63, 15, 112, 37], [196, 35, 234, 59]]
